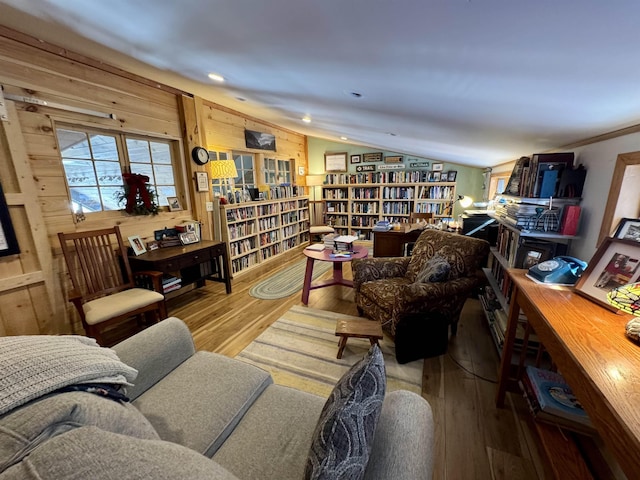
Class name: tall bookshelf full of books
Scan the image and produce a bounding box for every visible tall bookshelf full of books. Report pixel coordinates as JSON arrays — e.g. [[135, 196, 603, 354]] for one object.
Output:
[[480, 152, 586, 357], [219, 196, 309, 276], [322, 171, 457, 240]]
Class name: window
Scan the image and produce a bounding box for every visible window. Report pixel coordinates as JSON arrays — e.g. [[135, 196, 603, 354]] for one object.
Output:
[[264, 157, 292, 186], [233, 153, 255, 189], [56, 126, 178, 213]]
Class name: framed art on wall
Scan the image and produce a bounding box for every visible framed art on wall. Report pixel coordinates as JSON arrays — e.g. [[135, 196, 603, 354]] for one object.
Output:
[[574, 237, 640, 311], [195, 171, 209, 192], [167, 197, 182, 211], [0, 182, 20, 257], [350, 154, 361, 164], [325, 152, 348, 172]]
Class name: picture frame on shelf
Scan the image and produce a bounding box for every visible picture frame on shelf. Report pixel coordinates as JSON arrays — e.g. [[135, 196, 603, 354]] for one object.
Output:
[[448, 170, 457, 182], [350, 154, 361, 164], [167, 196, 182, 211], [128, 235, 147, 256], [432, 172, 441, 182], [324, 152, 348, 172], [574, 237, 640, 311], [0, 181, 20, 257], [179, 231, 199, 245], [613, 218, 640, 242], [195, 171, 209, 192]]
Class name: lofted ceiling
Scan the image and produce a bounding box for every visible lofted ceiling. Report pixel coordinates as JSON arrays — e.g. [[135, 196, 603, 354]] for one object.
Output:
[[2, 1, 640, 168]]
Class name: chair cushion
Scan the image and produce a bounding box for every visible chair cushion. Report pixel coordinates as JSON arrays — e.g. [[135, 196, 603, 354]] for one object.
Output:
[[414, 254, 450, 284], [1, 426, 240, 480], [83, 288, 164, 325], [0, 392, 159, 473], [213, 385, 325, 480], [132, 351, 272, 457], [0, 335, 137, 415], [305, 344, 386, 480]]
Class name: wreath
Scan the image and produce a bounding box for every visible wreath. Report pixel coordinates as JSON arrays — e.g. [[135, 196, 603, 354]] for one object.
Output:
[[115, 173, 159, 216]]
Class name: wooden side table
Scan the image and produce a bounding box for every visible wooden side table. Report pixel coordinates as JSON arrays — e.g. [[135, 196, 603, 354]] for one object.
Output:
[[335, 318, 383, 359]]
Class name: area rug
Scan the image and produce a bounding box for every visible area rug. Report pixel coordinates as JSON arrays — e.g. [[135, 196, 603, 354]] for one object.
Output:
[[249, 258, 332, 299], [235, 305, 423, 397]]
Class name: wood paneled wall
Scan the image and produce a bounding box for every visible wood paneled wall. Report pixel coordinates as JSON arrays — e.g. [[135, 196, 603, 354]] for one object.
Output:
[[0, 30, 307, 336]]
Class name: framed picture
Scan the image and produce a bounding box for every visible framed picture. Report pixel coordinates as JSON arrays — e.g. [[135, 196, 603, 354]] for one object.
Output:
[[179, 231, 199, 245], [167, 196, 182, 211], [350, 154, 361, 164], [128, 235, 147, 256], [432, 172, 441, 182], [515, 242, 554, 269], [432, 163, 444, 171], [448, 170, 457, 182], [574, 237, 640, 311], [362, 152, 383, 163], [0, 182, 20, 257], [324, 152, 348, 172], [613, 218, 640, 242], [195, 171, 209, 192], [384, 155, 403, 164]]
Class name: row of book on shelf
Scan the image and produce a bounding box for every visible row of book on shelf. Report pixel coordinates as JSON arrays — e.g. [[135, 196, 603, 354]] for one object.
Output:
[[162, 275, 182, 294]]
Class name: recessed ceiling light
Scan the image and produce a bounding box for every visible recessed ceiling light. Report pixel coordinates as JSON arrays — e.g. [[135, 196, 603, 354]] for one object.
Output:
[[208, 73, 225, 82], [302, 116, 312, 123], [387, 132, 397, 136], [340, 136, 348, 141], [350, 92, 362, 98]]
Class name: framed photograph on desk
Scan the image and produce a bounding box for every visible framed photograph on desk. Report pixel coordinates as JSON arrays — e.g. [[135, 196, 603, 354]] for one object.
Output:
[[574, 237, 640, 311]]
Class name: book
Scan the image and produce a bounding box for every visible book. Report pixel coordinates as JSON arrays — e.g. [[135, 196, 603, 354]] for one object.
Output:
[[305, 243, 325, 251], [523, 366, 592, 428]]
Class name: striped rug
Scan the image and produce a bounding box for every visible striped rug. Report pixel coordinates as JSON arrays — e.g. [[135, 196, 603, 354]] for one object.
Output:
[[236, 305, 423, 397], [249, 257, 332, 300]]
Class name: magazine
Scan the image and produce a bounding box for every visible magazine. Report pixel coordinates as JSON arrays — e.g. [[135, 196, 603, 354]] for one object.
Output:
[[523, 366, 592, 428]]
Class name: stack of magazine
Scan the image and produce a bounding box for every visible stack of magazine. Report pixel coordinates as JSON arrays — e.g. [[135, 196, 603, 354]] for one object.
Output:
[[162, 275, 182, 294], [520, 365, 594, 434]]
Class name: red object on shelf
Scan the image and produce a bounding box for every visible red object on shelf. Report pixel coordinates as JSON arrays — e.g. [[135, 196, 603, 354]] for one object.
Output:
[[560, 205, 581, 236]]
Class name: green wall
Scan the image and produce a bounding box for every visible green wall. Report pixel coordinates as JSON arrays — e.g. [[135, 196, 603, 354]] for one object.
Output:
[[307, 137, 486, 217]]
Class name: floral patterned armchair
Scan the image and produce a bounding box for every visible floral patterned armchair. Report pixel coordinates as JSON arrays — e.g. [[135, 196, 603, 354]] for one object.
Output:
[[352, 230, 489, 343]]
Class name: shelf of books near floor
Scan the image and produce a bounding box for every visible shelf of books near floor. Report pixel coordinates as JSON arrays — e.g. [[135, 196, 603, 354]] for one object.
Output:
[[219, 196, 310, 276]]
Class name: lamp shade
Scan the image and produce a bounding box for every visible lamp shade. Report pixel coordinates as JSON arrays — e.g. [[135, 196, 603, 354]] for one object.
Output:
[[306, 175, 324, 186], [210, 160, 238, 179], [459, 195, 473, 208]]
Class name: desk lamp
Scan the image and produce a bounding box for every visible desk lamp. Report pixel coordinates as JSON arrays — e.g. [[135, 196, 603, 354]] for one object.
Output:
[[210, 160, 238, 200], [444, 194, 473, 216], [607, 282, 640, 343]]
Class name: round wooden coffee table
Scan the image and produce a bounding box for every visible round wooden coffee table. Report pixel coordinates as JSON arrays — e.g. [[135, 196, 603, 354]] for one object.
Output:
[[301, 247, 368, 305]]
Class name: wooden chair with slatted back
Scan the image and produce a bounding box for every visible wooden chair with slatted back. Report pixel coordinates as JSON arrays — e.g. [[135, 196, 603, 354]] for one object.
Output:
[[58, 226, 166, 345], [409, 212, 435, 224]]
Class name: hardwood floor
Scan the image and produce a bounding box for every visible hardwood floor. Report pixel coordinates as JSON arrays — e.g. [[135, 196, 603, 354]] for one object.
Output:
[[164, 244, 544, 479]]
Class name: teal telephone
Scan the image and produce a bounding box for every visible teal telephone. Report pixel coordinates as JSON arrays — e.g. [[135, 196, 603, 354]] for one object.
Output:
[[526, 256, 588, 286]]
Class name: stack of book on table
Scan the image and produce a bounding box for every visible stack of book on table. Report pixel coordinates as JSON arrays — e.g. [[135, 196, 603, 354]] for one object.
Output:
[[520, 365, 594, 434], [334, 235, 359, 251], [162, 275, 182, 294], [323, 233, 339, 251]]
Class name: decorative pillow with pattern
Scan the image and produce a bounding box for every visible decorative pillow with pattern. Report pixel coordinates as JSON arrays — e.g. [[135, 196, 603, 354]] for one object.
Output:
[[304, 344, 386, 480], [414, 253, 450, 284]]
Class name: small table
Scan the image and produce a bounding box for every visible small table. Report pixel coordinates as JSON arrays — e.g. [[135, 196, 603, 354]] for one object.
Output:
[[129, 240, 231, 296], [301, 247, 368, 305], [335, 318, 383, 359]]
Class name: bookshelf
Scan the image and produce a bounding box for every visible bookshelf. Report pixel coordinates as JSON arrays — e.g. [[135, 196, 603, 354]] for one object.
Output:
[[219, 196, 310, 276], [322, 172, 457, 240]]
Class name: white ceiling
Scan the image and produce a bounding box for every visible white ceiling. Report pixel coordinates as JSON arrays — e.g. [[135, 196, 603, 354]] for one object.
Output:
[[2, 0, 640, 168]]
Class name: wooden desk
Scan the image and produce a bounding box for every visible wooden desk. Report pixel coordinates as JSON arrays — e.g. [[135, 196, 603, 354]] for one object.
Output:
[[129, 240, 231, 295], [496, 270, 640, 478], [372, 226, 422, 257]]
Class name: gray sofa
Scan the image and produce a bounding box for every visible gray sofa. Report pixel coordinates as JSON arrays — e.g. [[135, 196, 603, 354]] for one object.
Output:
[[0, 317, 434, 479]]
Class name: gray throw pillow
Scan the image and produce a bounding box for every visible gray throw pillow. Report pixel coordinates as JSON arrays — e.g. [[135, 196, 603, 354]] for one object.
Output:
[[305, 344, 386, 480], [414, 254, 450, 284]]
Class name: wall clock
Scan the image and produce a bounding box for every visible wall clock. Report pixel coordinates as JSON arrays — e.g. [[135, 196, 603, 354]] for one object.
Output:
[[191, 146, 209, 165]]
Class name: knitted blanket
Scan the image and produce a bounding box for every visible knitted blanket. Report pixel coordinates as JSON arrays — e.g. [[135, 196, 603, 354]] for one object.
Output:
[[0, 335, 137, 416]]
